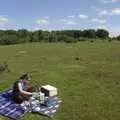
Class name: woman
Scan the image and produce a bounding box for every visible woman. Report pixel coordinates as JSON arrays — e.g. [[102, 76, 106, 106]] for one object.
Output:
[[12, 73, 38, 103]]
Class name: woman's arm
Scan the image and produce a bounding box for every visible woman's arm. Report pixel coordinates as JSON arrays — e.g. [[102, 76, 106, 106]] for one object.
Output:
[[18, 83, 33, 96]]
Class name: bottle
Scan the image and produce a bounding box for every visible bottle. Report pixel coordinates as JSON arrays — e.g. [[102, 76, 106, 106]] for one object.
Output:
[[39, 92, 45, 104]]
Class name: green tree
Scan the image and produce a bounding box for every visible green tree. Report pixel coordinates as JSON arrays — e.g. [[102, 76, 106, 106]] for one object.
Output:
[[48, 31, 57, 42], [0, 35, 18, 45], [96, 29, 109, 39]]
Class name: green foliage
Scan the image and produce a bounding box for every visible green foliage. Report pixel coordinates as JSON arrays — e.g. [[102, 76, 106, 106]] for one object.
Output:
[[48, 32, 57, 43], [0, 28, 112, 45], [78, 37, 87, 41], [96, 29, 109, 39], [64, 37, 77, 43], [0, 35, 18, 45], [82, 29, 96, 38], [57, 34, 68, 42], [116, 35, 120, 41]]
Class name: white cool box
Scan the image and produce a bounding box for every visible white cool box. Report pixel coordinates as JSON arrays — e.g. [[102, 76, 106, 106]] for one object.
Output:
[[41, 85, 58, 97]]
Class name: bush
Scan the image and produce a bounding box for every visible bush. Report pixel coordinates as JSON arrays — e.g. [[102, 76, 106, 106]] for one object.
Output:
[[78, 37, 87, 41], [0, 35, 18, 45], [57, 35, 68, 42], [64, 37, 78, 43]]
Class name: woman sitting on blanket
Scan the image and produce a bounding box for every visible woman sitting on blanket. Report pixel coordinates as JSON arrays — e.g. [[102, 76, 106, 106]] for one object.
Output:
[[12, 73, 38, 104]]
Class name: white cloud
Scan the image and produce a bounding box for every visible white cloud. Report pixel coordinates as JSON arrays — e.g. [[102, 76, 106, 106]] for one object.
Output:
[[99, 8, 120, 16], [101, 0, 120, 3], [96, 25, 109, 30], [0, 16, 8, 23], [99, 10, 110, 15], [109, 26, 120, 37], [102, 0, 111, 3], [59, 19, 68, 22], [65, 21, 76, 25], [92, 18, 99, 22], [112, 0, 120, 2], [90, 6, 102, 11], [99, 20, 107, 23], [111, 8, 120, 15], [92, 18, 107, 23], [36, 19, 50, 24], [34, 27, 40, 31], [68, 15, 75, 18], [78, 14, 88, 19], [60, 19, 76, 24], [34, 27, 51, 31]]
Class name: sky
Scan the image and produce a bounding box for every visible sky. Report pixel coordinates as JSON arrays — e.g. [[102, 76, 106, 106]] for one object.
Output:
[[0, 0, 120, 36]]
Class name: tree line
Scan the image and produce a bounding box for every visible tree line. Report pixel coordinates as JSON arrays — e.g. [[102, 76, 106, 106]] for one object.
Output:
[[0, 28, 118, 45]]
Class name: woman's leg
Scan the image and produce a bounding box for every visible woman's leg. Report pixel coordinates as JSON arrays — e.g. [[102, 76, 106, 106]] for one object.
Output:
[[13, 95, 24, 104]]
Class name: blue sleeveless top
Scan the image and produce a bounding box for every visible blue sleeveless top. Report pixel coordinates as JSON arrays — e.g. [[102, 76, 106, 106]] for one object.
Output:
[[12, 80, 27, 96]]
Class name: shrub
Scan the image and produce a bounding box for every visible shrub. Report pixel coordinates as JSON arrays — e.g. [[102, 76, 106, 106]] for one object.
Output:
[[64, 37, 78, 43]]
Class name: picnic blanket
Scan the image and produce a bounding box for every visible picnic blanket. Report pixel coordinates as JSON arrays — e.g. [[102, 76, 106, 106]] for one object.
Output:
[[0, 89, 62, 119]]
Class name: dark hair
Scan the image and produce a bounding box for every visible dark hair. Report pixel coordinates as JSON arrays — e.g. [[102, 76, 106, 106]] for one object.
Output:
[[19, 73, 29, 80]]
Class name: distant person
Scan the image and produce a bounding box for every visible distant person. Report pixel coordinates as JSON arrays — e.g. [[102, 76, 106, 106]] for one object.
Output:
[[12, 73, 38, 103]]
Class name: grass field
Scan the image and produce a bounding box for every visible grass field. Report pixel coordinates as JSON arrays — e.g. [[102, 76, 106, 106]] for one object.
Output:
[[0, 41, 120, 120]]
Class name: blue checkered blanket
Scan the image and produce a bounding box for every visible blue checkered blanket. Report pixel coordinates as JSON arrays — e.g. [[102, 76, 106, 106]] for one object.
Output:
[[0, 90, 62, 119]]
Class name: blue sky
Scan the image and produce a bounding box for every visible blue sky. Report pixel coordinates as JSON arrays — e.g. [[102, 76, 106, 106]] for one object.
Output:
[[0, 0, 120, 36]]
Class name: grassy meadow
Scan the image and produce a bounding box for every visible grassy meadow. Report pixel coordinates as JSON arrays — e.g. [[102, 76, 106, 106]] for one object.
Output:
[[0, 41, 120, 120]]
